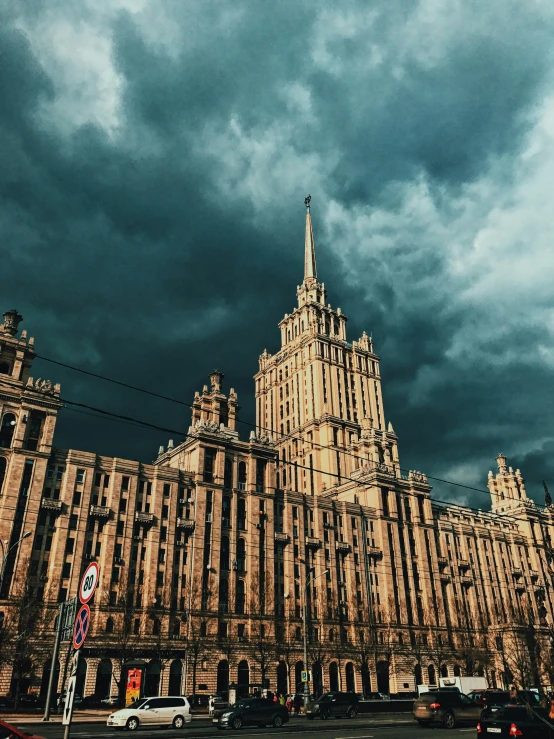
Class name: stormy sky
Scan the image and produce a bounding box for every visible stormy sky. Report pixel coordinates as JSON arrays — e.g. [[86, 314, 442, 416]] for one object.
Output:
[[1, 0, 553, 510]]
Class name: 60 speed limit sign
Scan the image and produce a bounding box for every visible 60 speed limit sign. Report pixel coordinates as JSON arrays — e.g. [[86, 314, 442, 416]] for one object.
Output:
[[79, 562, 99, 604]]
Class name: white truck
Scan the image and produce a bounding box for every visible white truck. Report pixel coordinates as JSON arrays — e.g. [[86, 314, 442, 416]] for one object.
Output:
[[439, 676, 487, 694]]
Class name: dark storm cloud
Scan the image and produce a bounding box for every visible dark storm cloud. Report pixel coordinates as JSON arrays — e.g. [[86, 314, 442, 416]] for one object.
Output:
[[1, 0, 553, 507]]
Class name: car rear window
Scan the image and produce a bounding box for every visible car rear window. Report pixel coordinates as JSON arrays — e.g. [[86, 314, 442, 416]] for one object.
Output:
[[495, 707, 531, 721]]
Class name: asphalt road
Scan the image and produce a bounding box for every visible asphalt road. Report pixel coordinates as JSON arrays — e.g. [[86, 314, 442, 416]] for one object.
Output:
[[5, 716, 479, 739]]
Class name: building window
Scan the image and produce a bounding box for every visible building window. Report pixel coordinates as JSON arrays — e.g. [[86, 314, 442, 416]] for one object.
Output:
[[163, 483, 171, 496], [0, 457, 7, 495], [0, 414, 16, 448], [204, 448, 216, 483], [76, 469, 85, 484], [238, 461, 247, 490], [121, 476, 129, 491]]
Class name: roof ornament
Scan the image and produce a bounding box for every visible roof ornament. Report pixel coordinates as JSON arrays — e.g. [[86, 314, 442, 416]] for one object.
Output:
[[304, 194, 311, 211]]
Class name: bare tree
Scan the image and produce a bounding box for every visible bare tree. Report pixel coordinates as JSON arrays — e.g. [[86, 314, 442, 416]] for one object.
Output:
[[249, 572, 276, 690]]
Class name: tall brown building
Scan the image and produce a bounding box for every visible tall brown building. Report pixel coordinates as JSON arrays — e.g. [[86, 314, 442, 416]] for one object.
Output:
[[1, 202, 553, 702]]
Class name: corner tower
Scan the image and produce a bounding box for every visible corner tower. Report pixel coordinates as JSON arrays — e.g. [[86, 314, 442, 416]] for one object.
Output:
[[254, 198, 399, 495]]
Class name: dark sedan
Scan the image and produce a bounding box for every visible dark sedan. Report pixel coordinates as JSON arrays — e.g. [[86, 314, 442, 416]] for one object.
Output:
[[478, 705, 554, 737], [413, 689, 481, 728], [213, 698, 289, 730]]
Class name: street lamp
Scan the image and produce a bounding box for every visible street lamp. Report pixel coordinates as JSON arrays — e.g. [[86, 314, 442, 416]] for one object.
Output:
[[0, 531, 32, 594], [303, 567, 329, 705]]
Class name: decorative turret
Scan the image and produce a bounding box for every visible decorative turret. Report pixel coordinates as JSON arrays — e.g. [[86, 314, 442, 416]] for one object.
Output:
[[0, 309, 23, 337], [191, 372, 239, 431], [488, 453, 532, 513]]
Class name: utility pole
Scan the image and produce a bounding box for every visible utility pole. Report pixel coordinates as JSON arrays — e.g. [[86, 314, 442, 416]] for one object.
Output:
[[43, 602, 65, 721]]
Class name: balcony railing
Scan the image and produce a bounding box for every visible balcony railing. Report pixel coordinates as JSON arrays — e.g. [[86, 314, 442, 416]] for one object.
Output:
[[41, 498, 63, 512], [439, 574, 451, 583], [275, 532, 290, 544], [530, 570, 539, 580], [437, 556, 448, 566], [305, 537, 322, 549], [367, 546, 383, 559], [90, 504, 111, 518], [512, 567, 522, 579], [458, 559, 470, 570], [460, 576, 473, 587], [336, 541, 352, 554], [134, 511, 155, 525], [176, 517, 195, 530]]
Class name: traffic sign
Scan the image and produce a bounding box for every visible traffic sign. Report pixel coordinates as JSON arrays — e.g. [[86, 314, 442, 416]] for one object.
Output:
[[72, 604, 90, 649], [301, 670, 308, 683], [79, 562, 99, 604], [61, 597, 78, 641], [62, 675, 77, 726]]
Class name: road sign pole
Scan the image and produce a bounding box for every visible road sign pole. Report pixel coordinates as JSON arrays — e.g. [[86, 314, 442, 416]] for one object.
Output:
[[43, 601, 64, 722]]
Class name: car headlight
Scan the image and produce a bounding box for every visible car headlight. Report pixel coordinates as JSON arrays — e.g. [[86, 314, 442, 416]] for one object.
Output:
[[221, 712, 233, 719], [313, 704, 319, 710]]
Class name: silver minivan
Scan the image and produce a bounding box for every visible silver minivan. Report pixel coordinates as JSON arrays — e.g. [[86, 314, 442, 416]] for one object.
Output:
[[107, 696, 191, 731]]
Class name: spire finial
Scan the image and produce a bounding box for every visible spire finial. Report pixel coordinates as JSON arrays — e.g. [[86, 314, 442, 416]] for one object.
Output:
[[544, 480, 552, 507], [304, 195, 317, 281]]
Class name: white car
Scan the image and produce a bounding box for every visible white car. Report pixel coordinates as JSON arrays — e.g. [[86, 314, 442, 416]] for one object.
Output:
[[107, 696, 191, 731]]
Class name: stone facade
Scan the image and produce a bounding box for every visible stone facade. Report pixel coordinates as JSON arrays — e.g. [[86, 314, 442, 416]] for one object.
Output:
[[1, 204, 553, 702]]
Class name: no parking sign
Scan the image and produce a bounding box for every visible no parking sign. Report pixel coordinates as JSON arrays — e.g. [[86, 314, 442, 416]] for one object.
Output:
[[72, 604, 90, 650]]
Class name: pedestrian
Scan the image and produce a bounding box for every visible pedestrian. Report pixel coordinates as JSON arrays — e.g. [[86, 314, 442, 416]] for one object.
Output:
[[208, 695, 215, 717], [294, 693, 301, 716], [286, 695, 293, 714], [279, 694, 285, 706], [273, 692, 278, 703]]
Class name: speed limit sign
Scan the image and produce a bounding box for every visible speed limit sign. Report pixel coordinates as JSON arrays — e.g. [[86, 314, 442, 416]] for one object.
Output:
[[79, 562, 99, 604]]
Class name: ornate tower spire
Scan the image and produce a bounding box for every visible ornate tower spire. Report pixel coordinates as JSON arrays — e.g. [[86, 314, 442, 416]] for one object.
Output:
[[304, 195, 317, 282]]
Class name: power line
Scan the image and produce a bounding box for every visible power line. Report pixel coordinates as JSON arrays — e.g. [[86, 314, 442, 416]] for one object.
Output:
[[36, 354, 528, 506]]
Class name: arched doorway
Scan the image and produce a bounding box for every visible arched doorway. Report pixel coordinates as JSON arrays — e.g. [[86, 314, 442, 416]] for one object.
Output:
[[329, 662, 339, 692], [295, 661, 304, 693], [95, 659, 113, 699], [237, 660, 249, 699], [312, 662, 323, 697], [345, 662, 355, 692], [361, 663, 371, 695], [217, 660, 229, 695], [376, 661, 389, 694], [428, 664, 436, 686], [40, 658, 60, 700], [415, 664, 423, 686], [76, 657, 87, 698], [169, 660, 183, 696], [277, 662, 288, 696], [144, 660, 161, 696]]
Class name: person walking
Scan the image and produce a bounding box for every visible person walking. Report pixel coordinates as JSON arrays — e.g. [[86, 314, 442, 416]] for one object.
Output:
[[286, 695, 293, 714], [273, 692, 278, 703], [208, 696, 215, 717], [294, 693, 301, 716], [279, 694, 285, 706]]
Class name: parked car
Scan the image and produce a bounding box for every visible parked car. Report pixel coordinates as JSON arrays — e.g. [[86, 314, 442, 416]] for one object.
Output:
[[187, 694, 210, 708], [100, 695, 119, 707], [213, 694, 229, 710], [305, 691, 359, 720], [478, 705, 553, 737], [361, 692, 390, 701], [413, 689, 482, 728], [80, 693, 107, 709], [0, 719, 46, 739], [107, 696, 191, 731], [57, 691, 82, 709], [478, 690, 541, 721], [213, 697, 289, 730]]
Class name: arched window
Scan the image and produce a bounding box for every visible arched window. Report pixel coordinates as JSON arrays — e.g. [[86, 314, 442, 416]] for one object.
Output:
[[0, 457, 6, 494], [0, 362, 10, 375], [217, 660, 230, 694], [145, 660, 161, 696], [428, 664, 436, 685], [222, 495, 231, 520], [345, 662, 355, 692], [415, 664, 423, 685], [329, 661, 339, 692], [238, 461, 247, 487], [169, 660, 183, 695], [237, 499, 246, 529], [105, 617, 114, 634], [220, 536, 230, 571], [237, 660, 249, 698], [440, 664, 448, 678], [219, 578, 229, 613], [328, 628, 334, 642], [152, 618, 161, 635], [95, 659, 113, 699], [0, 413, 16, 448], [224, 458, 233, 489], [453, 664, 461, 677], [237, 538, 246, 570], [236, 579, 245, 614]]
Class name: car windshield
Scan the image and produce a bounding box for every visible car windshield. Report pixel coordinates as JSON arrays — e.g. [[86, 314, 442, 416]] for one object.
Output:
[[127, 699, 147, 710]]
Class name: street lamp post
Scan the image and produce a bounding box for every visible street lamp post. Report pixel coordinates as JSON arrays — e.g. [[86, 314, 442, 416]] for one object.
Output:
[[0, 531, 32, 595], [302, 567, 329, 706]]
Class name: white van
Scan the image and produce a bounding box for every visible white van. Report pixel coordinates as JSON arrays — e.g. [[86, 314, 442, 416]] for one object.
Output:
[[107, 696, 191, 731]]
